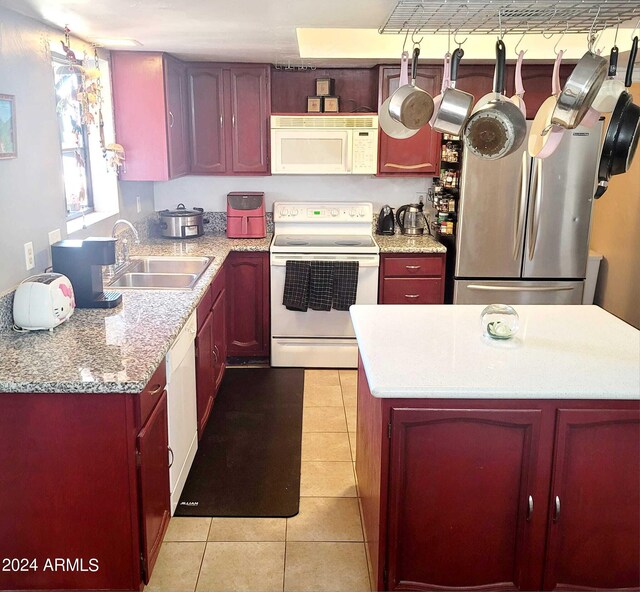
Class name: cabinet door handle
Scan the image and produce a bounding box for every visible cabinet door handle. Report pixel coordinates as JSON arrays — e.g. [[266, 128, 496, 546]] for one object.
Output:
[[168, 446, 174, 468], [213, 344, 220, 361], [404, 294, 420, 299], [148, 383, 163, 396], [168, 111, 174, 128], [405, 265, 421, 270], [220, 115, 223, 127], [527, 495, 534, 521], [212, 348, 218, 363], [553, 495, 561, 522], [232, 114, 236, 127]]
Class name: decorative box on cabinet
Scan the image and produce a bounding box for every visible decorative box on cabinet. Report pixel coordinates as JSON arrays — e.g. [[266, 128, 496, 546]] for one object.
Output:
[[379, 254, 445, 304], [0, 362, 171, 591], [187, 64, 271, 175], [195, 267, 226, 436], [356, 362, 640, 592], [226, 252, 270, 357], [111, 52, 190, 181], [378, 65, 441, 175]]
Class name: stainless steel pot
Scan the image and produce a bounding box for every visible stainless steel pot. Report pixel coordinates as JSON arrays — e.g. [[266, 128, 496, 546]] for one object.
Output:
[[432, 47, 473, 135], [551, 50, 607, 129], [158, 203, 208, 239]]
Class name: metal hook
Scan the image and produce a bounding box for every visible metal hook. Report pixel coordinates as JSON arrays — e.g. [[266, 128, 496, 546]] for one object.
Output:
[[553, 22, 568, 56], [497, 10, 503, 40], [402, 24, 410, 53], [631, 18, 640, 40], [541, 8, 558, 39], [613, 19, 620, 47], [587, 6, 601, 51], [453, 29, 468, 47], [447, 26, 451, 55], [412, 26, 424, 47], [514, 25, 528, 56]]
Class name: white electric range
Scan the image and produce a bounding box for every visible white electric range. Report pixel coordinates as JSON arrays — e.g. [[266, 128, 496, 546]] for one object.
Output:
[[270, 202, 380, 368]]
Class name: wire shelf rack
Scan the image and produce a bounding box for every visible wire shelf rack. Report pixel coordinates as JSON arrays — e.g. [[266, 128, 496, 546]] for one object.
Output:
[[379, 0, 640, 36]]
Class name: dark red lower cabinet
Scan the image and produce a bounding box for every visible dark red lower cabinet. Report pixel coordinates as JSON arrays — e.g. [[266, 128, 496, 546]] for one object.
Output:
[[356, 358, 640, 592]]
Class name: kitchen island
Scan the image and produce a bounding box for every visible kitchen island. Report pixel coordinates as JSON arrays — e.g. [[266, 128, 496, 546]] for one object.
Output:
[[350, 304, 639, 592]]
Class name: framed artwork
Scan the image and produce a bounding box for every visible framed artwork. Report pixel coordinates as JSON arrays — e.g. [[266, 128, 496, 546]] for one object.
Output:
[[0, 94, 17, 159]]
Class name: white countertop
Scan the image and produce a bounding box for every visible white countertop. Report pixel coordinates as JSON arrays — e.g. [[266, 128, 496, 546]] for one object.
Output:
[[350, 305, 640, 400]]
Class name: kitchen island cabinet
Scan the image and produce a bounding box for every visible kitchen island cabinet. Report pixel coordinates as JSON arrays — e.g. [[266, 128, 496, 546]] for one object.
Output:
[[0, 362, 170, 591], [351, 305, 640, 592]]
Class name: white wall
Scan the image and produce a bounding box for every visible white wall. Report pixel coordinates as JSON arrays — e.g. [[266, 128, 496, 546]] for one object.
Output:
[[154, 175, 433, 212]]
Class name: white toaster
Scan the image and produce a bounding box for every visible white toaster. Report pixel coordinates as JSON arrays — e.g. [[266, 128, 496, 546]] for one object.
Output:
[[13, 273, 76, 331]]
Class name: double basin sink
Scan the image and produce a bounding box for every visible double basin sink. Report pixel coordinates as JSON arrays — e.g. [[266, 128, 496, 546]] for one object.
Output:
[[108, 256, 214, 290]]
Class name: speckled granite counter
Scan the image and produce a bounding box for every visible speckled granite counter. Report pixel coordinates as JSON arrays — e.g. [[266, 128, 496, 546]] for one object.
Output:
[[374, 233, 446, 253], [0, 233, 271, 394]]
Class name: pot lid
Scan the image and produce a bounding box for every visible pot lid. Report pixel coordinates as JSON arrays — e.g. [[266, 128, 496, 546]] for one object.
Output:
[[159, 203, 203, 217]]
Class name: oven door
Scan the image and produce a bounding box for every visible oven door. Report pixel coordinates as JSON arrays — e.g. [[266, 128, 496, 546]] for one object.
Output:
[[270, 252, 379, 367]]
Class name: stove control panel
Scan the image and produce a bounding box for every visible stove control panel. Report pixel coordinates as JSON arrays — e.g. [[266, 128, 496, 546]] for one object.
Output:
[[274, 202, 373, 223]]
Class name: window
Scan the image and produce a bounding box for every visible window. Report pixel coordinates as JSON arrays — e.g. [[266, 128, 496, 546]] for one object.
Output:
[[51, 45, 120, 231], [52, 54, 94, 219]]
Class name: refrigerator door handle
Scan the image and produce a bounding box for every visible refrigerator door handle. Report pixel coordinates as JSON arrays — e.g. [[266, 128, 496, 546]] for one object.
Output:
[[513, 152, 529, 261], [467, 284, 575, 292], [528, 159, 543, 261]]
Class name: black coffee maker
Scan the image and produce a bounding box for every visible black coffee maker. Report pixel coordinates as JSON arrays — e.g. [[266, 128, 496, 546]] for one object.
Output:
[[377, 205, 395, 235], [52, 237, 122, 308]]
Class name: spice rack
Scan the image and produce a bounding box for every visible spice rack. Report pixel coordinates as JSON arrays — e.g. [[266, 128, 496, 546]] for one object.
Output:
[[430, 134, 461, 237]]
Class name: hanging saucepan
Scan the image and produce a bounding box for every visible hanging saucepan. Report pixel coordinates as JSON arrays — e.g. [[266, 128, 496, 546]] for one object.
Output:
[[463, 40, 527, 160], [593, 44, 625, 113], [595, 36, 639, 199], [528, 50, 566, 159], [379, 51, 419, 139], [388, 47, 434, 130], [431, 48, 474, 135], [551, 48, 607, 129], [428, 52, 452, 127]]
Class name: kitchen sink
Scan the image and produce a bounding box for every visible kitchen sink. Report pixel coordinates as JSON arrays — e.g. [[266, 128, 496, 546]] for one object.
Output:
[[107, 256, 213, 290]]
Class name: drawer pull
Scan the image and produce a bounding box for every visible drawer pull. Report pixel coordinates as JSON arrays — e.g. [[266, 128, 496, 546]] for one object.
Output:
[[148, 383, 163, 396], [404, 294, 420, 299], [405, 265, 421, 270], [527, 495, 534, 521], [168, 446, 174, 468], [553, 495, 561, 522]]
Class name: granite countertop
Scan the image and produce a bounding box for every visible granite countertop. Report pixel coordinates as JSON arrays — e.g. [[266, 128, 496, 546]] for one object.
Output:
[[351, 304, 640, 400], [374, 233, 447, 253], [0, 233, 272, 395]]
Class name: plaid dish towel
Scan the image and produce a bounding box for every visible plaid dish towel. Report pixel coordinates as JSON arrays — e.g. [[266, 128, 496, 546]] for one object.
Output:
[[283, 261, 311, 311], [332, 261, 359, 311], [308, 261, 333, 311]]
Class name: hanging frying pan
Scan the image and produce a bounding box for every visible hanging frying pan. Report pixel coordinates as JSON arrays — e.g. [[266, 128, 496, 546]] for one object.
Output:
[[528, 51, 566, 159], [379, 51, 419, 140], [428, 52, 452, 127], [595, 36, 639, 198], [388, 47, 434, 130], [551, 49, 607, 129], [431, 48, 474, 135], [510, 50, 527, 116], [593, 45, 625, 113], [463, 40, 527, 160]]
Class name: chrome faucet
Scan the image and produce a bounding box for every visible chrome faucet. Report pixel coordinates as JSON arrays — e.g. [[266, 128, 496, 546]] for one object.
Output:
[[111, 219, 140, 269]]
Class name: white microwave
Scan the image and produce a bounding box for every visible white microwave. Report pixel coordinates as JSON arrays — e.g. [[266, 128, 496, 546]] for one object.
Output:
[[270, 115, 378, 175]]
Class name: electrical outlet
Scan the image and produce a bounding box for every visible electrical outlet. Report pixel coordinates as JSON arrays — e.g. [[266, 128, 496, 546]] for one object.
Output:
[[136, 195, 141, 214], [416, 191, 428, 204], [48, 229, 62, 245], [24, 242, 35, 271]]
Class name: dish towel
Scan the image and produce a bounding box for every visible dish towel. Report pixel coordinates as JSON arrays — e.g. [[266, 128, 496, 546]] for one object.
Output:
[[332, 261, 359, 311], [308, 261, 333, 311], [283, 261, 311, 311]]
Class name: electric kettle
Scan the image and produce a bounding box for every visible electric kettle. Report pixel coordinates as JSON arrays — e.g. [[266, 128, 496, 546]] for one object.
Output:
[[396, 202, 429, 235]]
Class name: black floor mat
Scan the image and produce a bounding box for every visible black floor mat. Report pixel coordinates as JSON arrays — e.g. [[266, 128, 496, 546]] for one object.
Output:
[[175, 368, 304, 517]]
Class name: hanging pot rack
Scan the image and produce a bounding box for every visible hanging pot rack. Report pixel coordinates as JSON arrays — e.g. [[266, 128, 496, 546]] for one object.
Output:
[[379, 1, 638, 36]]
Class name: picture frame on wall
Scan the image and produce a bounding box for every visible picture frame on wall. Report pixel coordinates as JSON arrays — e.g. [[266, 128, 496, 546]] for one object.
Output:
[[0, 94, 17, 159]]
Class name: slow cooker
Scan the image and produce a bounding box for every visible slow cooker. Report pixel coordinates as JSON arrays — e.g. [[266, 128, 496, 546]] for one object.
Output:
[[158, 203, 208, 239]]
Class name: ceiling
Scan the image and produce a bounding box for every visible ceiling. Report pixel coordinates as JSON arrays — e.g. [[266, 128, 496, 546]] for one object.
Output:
[[1, 0, 638, 66]]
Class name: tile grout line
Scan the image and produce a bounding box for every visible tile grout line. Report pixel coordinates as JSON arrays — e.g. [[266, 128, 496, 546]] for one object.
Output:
[[282, 518, 288, 592]]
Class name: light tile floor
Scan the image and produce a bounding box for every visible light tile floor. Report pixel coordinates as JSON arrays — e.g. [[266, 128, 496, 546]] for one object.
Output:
[[147, 369, 371, 592]]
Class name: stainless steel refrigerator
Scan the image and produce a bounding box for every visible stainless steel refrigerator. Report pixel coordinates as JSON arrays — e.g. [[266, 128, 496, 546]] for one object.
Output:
[[454, 120, 603, 305]]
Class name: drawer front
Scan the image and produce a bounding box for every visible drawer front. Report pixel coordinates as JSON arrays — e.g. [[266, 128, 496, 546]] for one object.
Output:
[[383, 278, 443, 304], [137, 362, 167, 428], [384, 255, 443, 278]]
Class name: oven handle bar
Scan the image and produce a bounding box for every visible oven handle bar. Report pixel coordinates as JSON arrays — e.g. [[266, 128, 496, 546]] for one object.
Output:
[[270, 254, 380, 267]]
